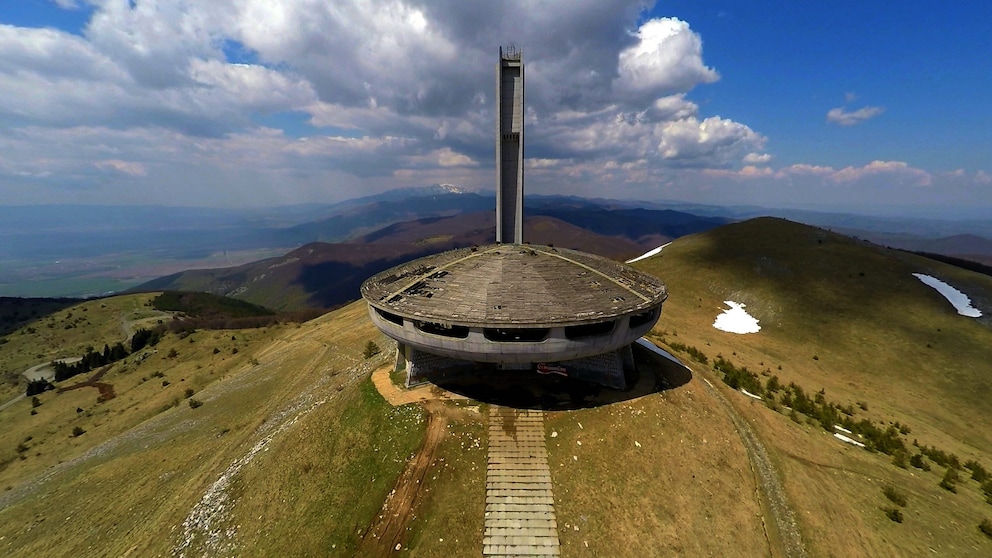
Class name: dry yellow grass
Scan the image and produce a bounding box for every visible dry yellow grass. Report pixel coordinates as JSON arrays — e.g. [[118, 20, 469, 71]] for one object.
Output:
[[634, 218, 992, 556], [0, 301, 428, 557], [3, 217, 991, 556]]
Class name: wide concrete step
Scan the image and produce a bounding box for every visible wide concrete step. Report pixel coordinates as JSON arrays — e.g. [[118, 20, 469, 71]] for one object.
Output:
[[487, 477, 553, 486], [490, 443, 546, 449], [484, 535, 560, 546], [487, 482, 552, 491], [486, 503, 556, 514], [485, 518, 558, 529], [488, 463, 548, 471], [489, 443, 548, 455], [487, 472, 552, 481], [487, 488, 553, 497], [483, 544, 561, 556], [489, 451, 548, 467], [485, 527, 559, 538], [486, 495, 555, 506]]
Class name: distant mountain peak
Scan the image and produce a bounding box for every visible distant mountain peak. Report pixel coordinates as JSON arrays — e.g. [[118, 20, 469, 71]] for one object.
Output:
[[435, 183, 467, 194]]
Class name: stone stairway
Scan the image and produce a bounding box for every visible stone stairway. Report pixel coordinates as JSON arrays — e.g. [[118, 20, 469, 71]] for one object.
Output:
[[484, 408, 561, 557]]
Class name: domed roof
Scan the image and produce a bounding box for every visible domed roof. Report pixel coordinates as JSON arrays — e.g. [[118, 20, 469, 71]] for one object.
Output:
[[361, 244, 667, 328]]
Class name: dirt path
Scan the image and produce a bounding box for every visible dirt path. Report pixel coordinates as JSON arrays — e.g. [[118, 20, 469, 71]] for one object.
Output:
[[119, 310, 172, 340], [57, 366, 116, 402], [357, 401, 448, 556], [698, 375, 808, 558], [371, 365, 467, 405]]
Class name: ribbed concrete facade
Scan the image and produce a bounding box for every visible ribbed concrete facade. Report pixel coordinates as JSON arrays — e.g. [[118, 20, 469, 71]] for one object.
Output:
[[485, 407, 560, 557], [496, 46, 524, 245]]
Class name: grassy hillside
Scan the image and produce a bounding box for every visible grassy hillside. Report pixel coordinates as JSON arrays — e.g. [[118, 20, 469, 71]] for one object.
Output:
[[634, 217, 992, 556], [0, 300, 432, 556], [0, 294, 163, 401], [2, 217, 990, 556]]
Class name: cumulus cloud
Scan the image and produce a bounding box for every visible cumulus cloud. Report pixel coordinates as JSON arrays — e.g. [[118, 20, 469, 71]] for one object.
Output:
[[743, 152, 772, 165], [830, 160, 930, 185], [613, 18, 719, 101], [23, 0, 972, 210], [827, 105, 885, 126]]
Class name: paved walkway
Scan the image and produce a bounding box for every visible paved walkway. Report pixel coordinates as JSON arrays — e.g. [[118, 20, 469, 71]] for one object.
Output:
[[484, 407, 561, 557]]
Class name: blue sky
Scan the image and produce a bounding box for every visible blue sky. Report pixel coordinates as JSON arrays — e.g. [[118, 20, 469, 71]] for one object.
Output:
[[653, 1, 992, 170], [0, 1, 989, 217]]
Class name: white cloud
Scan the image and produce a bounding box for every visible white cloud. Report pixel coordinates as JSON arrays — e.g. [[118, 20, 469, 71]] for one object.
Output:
[[743, 152, 772, 165], [613, 18, 719, 101], [52, 0, 82, 9], [95, 159, 147, 176], [826, 105, 885, 126], [830, 160, 930, 185], [3, 1, 983, 212]]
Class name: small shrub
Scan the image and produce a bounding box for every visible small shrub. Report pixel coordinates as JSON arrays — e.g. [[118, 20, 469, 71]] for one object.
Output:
[[184, 388, 195, 399], [980, 519, 992, 539], [167, 348, 178, 358], [31, 396, 41, 408], [883, 486, 907, 507], [892, 452, 909, 469], [910, 453, 931, 472], [231, 348, 238, 355], [71, 426, 85, 437], [162, 380, 170, 387], [981, 479, 992, 504], [363, 340, 381, 360], [188, 398, 203, 409], [766, 375, 781, 393], [965, 460, 990, 483], [812, 355, 819, 361], [883, 507, 903, 523], [940, 468, 959, 493], [212, 347, 220, 355]]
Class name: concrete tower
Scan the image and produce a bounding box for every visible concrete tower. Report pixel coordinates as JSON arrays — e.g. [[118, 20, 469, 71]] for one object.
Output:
[[496, 46, 524, 244], [361, 45, 667, 391]]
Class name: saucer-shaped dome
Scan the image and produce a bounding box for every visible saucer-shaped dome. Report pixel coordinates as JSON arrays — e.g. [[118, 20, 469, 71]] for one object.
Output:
[[361, 244, 667, 364]]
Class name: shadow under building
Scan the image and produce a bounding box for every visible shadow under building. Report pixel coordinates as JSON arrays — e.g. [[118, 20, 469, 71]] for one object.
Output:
[[361, 47, 668, 390]]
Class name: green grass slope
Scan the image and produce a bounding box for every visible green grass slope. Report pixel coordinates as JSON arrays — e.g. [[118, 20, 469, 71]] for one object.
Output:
[[635, 217, 992, 556], [0, 301, 430, 557], [0, 294, 162, 401]]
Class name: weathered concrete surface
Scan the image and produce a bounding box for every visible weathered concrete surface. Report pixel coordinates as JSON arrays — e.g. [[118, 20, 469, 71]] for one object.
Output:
[[484, 407, 561, 557]]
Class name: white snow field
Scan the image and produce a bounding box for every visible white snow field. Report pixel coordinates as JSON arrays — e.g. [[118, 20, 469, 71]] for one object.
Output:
[[912, 273, 982, 317], [626, 242, 671, 263], [712, 301, 761, 334], [833, 433, 866, 448]]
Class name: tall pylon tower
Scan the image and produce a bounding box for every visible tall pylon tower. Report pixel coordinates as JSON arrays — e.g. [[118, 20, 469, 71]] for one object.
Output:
[[496, 46, 524, 244]]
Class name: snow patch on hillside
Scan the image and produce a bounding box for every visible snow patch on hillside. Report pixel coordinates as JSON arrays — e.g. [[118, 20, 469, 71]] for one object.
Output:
[[626, 242, 671, 263], [713, 301, 761, 334], [912, 273, 982, 317]]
